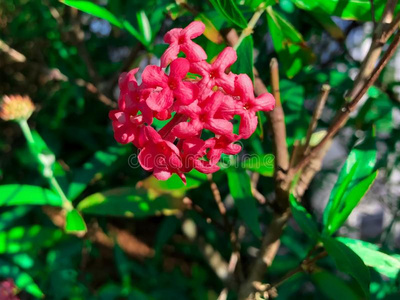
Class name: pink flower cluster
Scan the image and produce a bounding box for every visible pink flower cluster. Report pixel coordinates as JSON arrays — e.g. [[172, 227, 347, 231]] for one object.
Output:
[[109, 21, 275, 183]]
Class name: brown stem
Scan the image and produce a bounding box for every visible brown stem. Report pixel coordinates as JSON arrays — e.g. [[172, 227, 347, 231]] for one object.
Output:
[[291, 29, 400, 178], [238, 211, 290, 299], [347, 0, 398, 100]]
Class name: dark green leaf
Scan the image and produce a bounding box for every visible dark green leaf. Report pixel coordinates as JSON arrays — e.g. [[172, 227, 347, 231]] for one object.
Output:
[[0, 259, 44, 298], [289, 194, 319, 241], [231, 35, 254, 80], [312, 270, 362, 300], [77, 187, 184, 218], [0, 206, 32, 231], [227, 168, 261, 237], [0, 184, 62, 206], [322, 236, 370, 298], [65, 209, 87, 234], [266, 7, 315, 78], [209, 0, 248, 28], [337, 237, 400, 279], [67, 146, 126, 200]]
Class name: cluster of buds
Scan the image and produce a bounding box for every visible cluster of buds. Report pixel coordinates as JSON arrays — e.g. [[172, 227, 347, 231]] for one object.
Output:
[[0, 95, 35, 122], [109, 21, 275, 183]]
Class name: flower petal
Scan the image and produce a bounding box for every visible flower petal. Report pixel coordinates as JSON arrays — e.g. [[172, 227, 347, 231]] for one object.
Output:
[[146, 88, 174, 112], [172, 119, 203, 138], [214, 47, 237, 72], [170, 58, 190, 80], [164, 28, 182, 44], [239, 111, 258, 139], [205, 118, 233, 136], [251, 93, 275, 112], [181, 21, 205, 39], [174, 81, 198, 105], [203, 92, 223, 117], [161, 45, 181, 68], [181, 40, 207, 62], [138, 146, 156, 170], [142, 65, 168, 87], [194, 160, 220, 173], [234, 74, 254, 102], [153, 168, 172, 180]]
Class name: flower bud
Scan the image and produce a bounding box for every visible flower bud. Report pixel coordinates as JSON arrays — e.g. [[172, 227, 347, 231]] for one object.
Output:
[[0, 95, 35, 122]]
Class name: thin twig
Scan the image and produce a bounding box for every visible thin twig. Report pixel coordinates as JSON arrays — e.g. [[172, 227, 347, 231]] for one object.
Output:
[[291, 29, 400, 178], [303, 84, 331, 154]]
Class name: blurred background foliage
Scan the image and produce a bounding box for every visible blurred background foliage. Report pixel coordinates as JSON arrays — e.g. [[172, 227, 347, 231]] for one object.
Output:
[[1, 0, 400, 299]]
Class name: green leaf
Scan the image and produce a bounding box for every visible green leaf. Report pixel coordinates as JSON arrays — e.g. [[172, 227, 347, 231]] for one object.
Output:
[[242, 154, 275, 176], [231, 35, 254, 80], [209, 0, 248, 28], [245, 0, 276, 10], [0, 184, 63, 206], [322, 236, 370, 298], [136, 10, 152, 45], [266, 7, 315, 78], [337, 237, 400, 279], [0, 259, 44, 298], [77, 187, 184, 218], [227, 168, 261, 237], [295, 0, 400, 22], [62, 0, 148, 45], [67, 146, 126, 201], [62, 0, 123, 27], [323, 133, 378, 235], [289, 194, 319, 241], [0, 225, 63, 254], [65, 209, 87, 234], [312, 270, 361, 300]]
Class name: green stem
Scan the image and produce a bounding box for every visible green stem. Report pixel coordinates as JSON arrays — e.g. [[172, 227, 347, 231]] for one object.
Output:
[[18, 119, 73, 212], [18, 119, 34, 145], [50, 176, 73, 212], [233, 4, 266, 51]]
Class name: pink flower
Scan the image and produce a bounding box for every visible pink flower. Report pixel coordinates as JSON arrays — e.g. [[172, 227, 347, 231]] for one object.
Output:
[[234, 74, 275, 139], [109, 21, 276, 183], [190, 47, 237, 94], [206, 136, 242, 164], [179, 137, 220, 174], [138, 126, 185, 182], [143, 58, 198, 112], [172, 92, 235, 139], [161, 21, 207, 67]]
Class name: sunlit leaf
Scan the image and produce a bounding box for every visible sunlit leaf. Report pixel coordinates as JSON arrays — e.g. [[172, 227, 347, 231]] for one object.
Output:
[[195, 13, 224, 44], [65, 209, 87, 234], [242, 154, 275, 176], [337, 237, 400, 279], [323, 133, 377, 235], [77, 186, 184, 218], [0, 184, 62, 206], [0, 225, 63, 254]]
